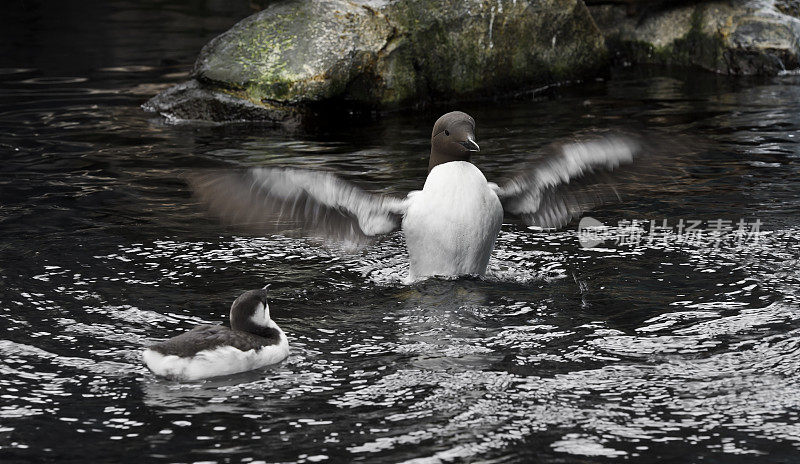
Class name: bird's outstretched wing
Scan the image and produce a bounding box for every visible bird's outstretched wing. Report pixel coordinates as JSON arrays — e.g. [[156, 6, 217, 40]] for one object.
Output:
[[186, 168, 408, 246], [495, 132, 649, 229]]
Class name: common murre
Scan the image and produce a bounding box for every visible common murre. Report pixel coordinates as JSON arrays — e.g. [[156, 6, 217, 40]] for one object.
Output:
[[143, 287, 288, 380], [187, 111, 642, 280]]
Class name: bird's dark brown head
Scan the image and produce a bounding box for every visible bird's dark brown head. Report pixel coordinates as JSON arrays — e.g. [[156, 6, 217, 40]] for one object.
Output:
[[229, 287, 272, 335], [429, 111, 479, 172]]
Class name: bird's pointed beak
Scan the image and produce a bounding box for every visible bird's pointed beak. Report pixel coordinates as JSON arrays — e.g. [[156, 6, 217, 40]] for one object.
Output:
[[261, 284, 270, 304], [460, 136, 480, 152]]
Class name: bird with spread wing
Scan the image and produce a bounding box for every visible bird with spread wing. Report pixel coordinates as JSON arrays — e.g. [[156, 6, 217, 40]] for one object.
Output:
[[187, 111, 652, 281]]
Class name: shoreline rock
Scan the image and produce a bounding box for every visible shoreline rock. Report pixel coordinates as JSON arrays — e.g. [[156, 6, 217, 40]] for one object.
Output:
[[589, 0, 800, 74], [144, 0, 800, 124], [144, 0, 608, 123]]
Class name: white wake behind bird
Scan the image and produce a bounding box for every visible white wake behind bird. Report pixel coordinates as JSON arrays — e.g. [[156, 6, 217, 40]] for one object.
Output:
[[187, 111, 646, 281]]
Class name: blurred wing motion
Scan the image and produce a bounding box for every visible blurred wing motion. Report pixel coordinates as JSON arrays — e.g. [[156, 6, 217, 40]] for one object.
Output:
[[186, 168, 408, 245], [496, 132, 646, 229]]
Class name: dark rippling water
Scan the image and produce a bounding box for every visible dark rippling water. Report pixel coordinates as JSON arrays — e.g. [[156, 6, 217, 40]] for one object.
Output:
[[2, 1, 800, 462]]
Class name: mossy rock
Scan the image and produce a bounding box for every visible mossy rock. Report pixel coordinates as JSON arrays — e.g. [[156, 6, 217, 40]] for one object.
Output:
[[589, 0, 800, 74], [144, 0, 608, 123]]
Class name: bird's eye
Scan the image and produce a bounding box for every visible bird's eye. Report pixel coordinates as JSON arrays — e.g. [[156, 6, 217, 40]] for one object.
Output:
[[444, 130, 450, 136]]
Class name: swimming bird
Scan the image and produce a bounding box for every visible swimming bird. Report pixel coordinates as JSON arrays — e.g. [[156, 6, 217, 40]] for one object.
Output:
[[187, 111, 644, 280], [143, 287, 288, 380]]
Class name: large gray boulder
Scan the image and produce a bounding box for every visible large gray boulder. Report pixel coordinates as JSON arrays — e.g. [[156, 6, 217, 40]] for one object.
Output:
[[589, 0, 800, 74], [144, 0, 607, 123]]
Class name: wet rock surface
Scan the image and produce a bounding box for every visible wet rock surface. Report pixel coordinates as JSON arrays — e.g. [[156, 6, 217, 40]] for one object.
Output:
[[589, 0, 800, 74], [142, 79, 301, 123], [145, 0, 607, 123], [144, 0, 800, 123]]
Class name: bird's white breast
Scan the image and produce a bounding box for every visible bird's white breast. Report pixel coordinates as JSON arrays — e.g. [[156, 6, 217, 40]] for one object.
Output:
[[142, 329, 289, 381], [402, 161, 503, 280]]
